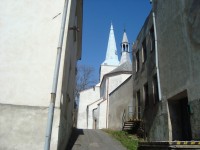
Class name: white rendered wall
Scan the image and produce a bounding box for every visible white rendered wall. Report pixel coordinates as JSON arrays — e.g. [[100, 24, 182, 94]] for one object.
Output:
[[87, 98, 103, 129], [77, 85, 100, 129], [0, 0, 82, 149], [0, 0, 65, 107], [98, 100, 107, 129], [100, 65, 118, 82], [100, 74, 131, 99], [108, 74, 131, 94]]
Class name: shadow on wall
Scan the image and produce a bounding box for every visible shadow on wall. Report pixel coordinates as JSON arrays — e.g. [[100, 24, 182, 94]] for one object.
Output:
[[66, 128, 84, 150]]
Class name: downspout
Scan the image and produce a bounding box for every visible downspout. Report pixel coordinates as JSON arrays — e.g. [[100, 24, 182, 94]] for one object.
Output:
[[152, 12, 162, 101], [44, 0, 69, 150]]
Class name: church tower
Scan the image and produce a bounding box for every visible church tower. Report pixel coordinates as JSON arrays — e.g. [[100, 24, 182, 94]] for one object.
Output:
[[120, 30, 131, 64], [100, 23, 119, 81]]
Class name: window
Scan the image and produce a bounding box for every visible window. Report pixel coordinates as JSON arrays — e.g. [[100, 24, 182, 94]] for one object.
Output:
[[143, 83, 149, 107], [136, 50, 140, 72], [142, 39, 147, 63], [153, 74, 159, 103], [136, 90, 141, 119], [150, 26, 155, 52]]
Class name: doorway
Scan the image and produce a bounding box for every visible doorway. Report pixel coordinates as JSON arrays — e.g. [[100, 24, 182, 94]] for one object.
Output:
[[168, 91, 192, 140]]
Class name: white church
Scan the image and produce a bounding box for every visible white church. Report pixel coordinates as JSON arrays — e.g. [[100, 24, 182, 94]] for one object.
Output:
[[77, 23, 134, 130]]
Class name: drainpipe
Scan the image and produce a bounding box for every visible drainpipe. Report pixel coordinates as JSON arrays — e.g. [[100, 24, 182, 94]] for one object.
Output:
[[152, 12, 162, 101], [44, 0, 69, 150]]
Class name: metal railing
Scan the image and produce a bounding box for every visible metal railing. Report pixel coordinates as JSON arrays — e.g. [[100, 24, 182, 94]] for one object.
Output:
[[122, 109, 126, 129]]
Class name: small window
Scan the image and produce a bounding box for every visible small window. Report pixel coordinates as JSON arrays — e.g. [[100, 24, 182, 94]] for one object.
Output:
[[143, 83, 149, 107], [126, 45, 129, 52], [142, 39, 147, 63], [150, 26, 155, 52], [136, 50, 140, 72], [123, 44, 125, 51], [153, 74, 159, 103]]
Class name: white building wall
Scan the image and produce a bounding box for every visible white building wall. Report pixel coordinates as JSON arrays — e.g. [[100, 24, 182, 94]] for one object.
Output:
[[100, 65, 118, 82], [0, 0, 63, 107], [98, 100, 107, 129], [0, 0, 83, 149], [108, 74, 131, 94], [87, 98, 103, 129], [77, 85, 100, 129]]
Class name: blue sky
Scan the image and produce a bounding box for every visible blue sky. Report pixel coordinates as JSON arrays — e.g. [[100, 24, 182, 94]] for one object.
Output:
[[80, 0, 152, 81]]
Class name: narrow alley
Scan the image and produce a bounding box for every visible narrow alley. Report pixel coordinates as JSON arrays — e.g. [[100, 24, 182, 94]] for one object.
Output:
[[66, 129, 126, 150]]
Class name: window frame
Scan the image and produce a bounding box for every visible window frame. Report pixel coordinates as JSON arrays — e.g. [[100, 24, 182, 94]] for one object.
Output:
[[152, 74, 159, 104], [135, 50, 140, 72], [143, 82, 149, 108], [142, 39, 147, 63], [150, 26, 155, 52]]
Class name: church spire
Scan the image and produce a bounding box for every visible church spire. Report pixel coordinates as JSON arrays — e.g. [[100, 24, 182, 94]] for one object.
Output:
[[120, 30, 131, 64], [102, 23, 119, 66]]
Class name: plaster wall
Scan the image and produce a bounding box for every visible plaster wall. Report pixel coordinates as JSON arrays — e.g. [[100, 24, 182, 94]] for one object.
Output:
[[0, 104, 60, 150], [108, 76, 133, 130], [154, 0, 200, 140], [0, 0, 83, 149], [98, 100, 107, 129], [77, 86, 100, 129], [87, 98, 103, 129], [100, 74, 131, 98], [108, 74, 131, 94], [133, 0, 200, 141], [0, 0, 64, 107], [99, 65, 118, 82]]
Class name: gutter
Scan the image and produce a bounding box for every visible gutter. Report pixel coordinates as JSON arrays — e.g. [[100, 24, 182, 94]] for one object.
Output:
[[44, 0, 70, 149], [152, 12, 162, 101]]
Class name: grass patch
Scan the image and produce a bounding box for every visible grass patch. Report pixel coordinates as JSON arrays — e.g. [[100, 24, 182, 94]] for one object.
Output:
[[102, 129, 139, 150]]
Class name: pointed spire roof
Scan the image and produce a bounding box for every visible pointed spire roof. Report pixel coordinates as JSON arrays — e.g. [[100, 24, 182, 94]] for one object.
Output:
[[102, 23, 119, 66], [122, 29, 128, 43], [120, 30, 131, 65]]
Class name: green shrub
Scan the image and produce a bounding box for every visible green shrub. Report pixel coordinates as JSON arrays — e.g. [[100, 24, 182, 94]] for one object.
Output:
[[102, 129, 139, 150]]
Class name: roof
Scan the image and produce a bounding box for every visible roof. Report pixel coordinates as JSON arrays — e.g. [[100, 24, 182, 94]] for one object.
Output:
[[122, 31, 128, 43], [102, 23, 119, 66], [100, 61, 132, 86], [109, 61, 132, 74]]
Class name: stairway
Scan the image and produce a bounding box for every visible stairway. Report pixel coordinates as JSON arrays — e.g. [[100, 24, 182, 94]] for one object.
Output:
[[122, 120, 144, 137], [123, 121, 136, 131]]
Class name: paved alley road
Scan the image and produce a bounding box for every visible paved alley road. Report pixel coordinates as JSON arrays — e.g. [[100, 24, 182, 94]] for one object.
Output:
[[66, 129, 127, 150]]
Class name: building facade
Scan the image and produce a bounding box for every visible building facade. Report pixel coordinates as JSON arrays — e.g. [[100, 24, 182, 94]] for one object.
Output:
[[132, 0, 200, 141], [77, 24, 133, 130], [0, 0, 83, 149]]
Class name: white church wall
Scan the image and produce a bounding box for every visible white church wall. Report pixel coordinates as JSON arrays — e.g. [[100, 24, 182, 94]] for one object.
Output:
[[98, 100, 107, 129], [108, 74, 131, 94], [100, 79, 105, 98], [87, 98, 103, 129], [100, 65, 118, 82], [77, 85, 100, 129]]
